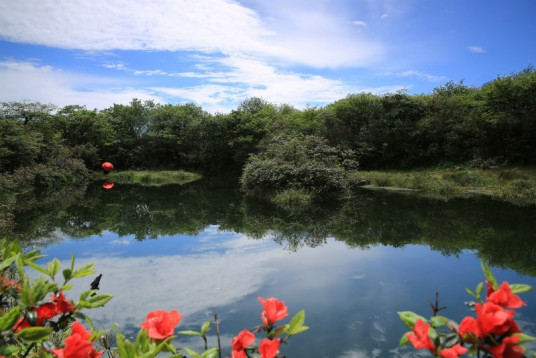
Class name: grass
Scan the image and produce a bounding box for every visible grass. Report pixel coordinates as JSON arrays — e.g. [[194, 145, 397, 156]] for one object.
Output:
[[103, 170, 202, 186], [349, 167, 536, 206], [271, 188, 313, 206]]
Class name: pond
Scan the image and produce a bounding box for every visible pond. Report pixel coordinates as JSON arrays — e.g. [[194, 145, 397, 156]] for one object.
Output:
[[6, 177, 536, 357]]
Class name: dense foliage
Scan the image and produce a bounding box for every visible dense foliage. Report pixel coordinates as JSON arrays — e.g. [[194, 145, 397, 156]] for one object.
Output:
[[1, 66, 535, 192], [240, 134, 356, 197]]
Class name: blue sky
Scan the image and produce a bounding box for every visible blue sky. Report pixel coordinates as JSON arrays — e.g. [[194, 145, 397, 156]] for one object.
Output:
[[0, 0, 534, 113]]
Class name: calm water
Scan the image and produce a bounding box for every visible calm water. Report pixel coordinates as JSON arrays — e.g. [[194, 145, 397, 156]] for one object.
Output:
[[7, 178, 536, 357]]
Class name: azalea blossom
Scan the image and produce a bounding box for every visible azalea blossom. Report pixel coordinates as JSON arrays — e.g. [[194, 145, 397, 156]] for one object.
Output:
[[475, 302, 519, 336], [231, 329, 255, 358], [486, 335, 525, 357], [440, 344, 467, 358], [140, 310, 182, 340], [258, 338, 281, 358], [52, 321, 102, 358], [488, 282, 526, 309], [258, 297, 288, 328], [406, 319, 435, 351], [51, 291, 74, 314]]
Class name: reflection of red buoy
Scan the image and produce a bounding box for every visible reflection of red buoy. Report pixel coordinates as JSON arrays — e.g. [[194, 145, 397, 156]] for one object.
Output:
[[102, 181, 114, 190], [102, 162, 114, 171]]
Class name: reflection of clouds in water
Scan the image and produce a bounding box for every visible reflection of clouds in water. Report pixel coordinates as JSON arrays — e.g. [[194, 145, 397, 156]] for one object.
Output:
[[66, 233, 281, 329], [338, 348, 382, 358], [371, 321, 386, 343], [109, 239, 130, 246]]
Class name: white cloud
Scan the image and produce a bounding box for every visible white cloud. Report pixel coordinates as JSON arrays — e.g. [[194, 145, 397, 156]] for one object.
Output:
[[350, 20, 368, 27], [150, 55, 402, 112], [0, 0, 385, 68], [385, 69, 447, 82], [0, 60, 164, 109], [468, 45, 486, 54]]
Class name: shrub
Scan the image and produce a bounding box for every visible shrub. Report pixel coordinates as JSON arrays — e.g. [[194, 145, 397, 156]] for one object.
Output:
[[240, 134, 354, 197]]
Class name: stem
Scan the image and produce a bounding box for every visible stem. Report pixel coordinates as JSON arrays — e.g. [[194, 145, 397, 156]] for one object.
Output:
[[214, 313, 222, 358], [21, 343, 36, 358]]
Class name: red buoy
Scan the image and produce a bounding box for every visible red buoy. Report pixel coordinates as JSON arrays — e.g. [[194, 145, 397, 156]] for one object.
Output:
[[102, 162, 114, 171], [102, 181, 114, 190]]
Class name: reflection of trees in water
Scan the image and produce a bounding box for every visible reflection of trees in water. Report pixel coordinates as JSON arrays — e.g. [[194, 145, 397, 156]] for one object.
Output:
[[4, 179, 536, 275]]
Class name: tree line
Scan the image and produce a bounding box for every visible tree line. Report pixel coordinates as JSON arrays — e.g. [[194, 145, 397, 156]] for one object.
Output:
[[1, 66, 535, 190]]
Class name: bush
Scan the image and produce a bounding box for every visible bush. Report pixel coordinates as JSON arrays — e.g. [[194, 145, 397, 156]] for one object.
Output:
[[240, 135, 354, 197]]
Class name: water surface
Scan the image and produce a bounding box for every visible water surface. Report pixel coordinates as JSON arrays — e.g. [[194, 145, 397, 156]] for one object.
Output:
[[7, 178, 536, 357]]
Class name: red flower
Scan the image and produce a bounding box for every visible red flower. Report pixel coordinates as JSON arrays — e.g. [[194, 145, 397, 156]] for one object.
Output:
[[488, 282, 525, 309], [0, 277, 19, 290], [486, 335, 525, 358], [258, 338, 281, 358], [485, 280, 495, 298], [475, 302, 517, 336], [406, 319, 435, 351], [440, 344, 468, 358], [231, 329, 255, 358], [36, 302, 58, 324], [52, 321, 102, 358], [258, 297, 288, 328], [458, 316, 482, 341], [140, 310, 182, 340], [51, 291, 74, 315]]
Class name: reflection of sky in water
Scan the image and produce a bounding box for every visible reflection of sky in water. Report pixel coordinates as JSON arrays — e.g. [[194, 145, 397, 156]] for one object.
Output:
[[39, 226, 536, 357]]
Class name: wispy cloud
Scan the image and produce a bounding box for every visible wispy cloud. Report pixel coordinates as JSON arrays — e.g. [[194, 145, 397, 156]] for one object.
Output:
[[385, 69, 447, 82], [150, 55, 403, 112], [467, 45, 486, 54], [0, 60, 164, 108], [350, 20, 368, 28]]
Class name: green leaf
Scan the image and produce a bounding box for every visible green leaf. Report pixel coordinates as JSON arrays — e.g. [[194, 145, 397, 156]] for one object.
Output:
[[0, 306, 21, 331], [46, 258, 61, 279], [475, 282, 484, 298], [513, 332, 536, 344], [135, 328, 150, 352], [510, 284, 534, 294], [0, 345, 19, 355], [397, 311, 427, 329], [116, 332, 130, 358], [184, 347, 201, 358], [200, 321, 211, 335], [428, 326, 438, 341], [16, 253, 25, 277], [481, 261, 498, 290], [399, 332, 411, 346], [430, 316, 450, 327], [178, 330, 201, 336], [16, 327, 53, 342], [201, 347, 219, 358], [79, 289, 95, 301], [63, 268, 72, 282], [274, 324, 289, 337], [288, 309, 307, 335], [22, 249, 45, 263], [86, 293, 113, 308], [465, 288, 478, 299], [0, 256, 16, 271], [19, 284, 34, 307], [25, 261, 49, 276], [72, 263, 95, 278], [61, 284, 73, 291]]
